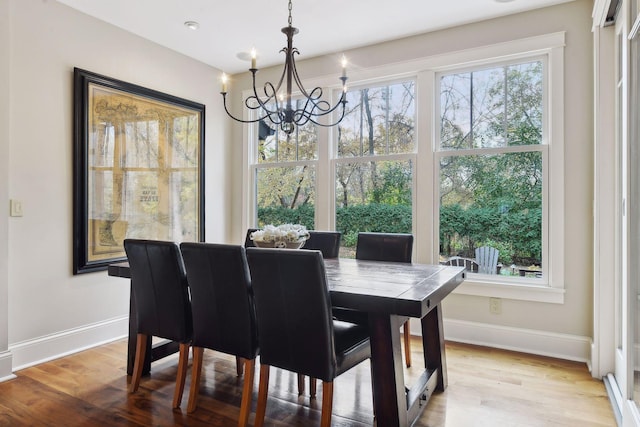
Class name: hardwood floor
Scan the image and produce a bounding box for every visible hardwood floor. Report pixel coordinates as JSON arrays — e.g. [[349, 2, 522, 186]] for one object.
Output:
[[0, 337, 615, 426]]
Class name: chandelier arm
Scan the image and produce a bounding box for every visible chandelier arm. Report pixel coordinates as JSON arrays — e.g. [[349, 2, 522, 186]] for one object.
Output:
[[306, 102, 348, 127], [255, 83, 279, 112], [248, 73, 279, 113], [298, 88, 330, 116], [289, 50, 317, 100], [222, 93, 280, 124], [297, 88, 347, 120]]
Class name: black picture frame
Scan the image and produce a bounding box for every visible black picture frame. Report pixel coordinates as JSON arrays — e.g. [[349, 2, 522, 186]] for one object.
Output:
[[73, 68, 205, 274]]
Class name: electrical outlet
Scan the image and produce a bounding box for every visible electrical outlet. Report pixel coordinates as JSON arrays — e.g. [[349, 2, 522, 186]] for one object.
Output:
[[9, 199, 23, 217], [489, 297, 502, 314]]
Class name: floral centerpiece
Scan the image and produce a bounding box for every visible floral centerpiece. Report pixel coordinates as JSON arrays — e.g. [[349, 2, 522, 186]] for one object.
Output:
[[251, 224, 310, 249]]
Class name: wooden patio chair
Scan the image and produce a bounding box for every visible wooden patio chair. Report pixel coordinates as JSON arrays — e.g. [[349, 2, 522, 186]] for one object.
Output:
[[445, 256, 479, 273], [475, 246, 500, 274]]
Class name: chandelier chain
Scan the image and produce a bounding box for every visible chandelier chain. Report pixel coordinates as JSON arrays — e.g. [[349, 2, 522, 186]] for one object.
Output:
[[288, 0, 293, 27]]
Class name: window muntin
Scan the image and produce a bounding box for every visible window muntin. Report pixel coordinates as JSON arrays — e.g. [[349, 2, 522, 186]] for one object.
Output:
[[437, 59, 546, 282]]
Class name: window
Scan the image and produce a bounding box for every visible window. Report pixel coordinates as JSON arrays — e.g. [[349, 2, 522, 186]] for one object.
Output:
[[334, 81, 416, 256], [250, 99, 318, 229], [437, 60, 546, 283]]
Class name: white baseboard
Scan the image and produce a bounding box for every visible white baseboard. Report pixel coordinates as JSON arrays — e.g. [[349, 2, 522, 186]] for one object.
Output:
[[0, 350, 14, 381], [442, 318, 592, 363], [9, 316, 128, 372], [7, 315, 591, 374]]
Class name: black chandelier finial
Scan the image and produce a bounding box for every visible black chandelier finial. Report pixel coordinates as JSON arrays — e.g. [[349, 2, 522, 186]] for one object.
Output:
[[220, 0, 348, 135]]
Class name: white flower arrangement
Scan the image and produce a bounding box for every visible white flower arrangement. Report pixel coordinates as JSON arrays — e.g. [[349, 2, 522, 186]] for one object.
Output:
[[251, 224, 310, 248]]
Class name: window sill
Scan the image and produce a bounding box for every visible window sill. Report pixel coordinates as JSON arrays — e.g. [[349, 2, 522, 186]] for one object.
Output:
[[453, 276, 565, 304]]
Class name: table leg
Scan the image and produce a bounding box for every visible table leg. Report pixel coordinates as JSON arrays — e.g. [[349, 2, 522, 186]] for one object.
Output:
[[421, 303, 447, 391], [368, 313, 408, 427]]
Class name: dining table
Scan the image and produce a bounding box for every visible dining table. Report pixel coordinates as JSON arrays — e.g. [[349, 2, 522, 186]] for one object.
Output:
[[108, 256, 465, 427]]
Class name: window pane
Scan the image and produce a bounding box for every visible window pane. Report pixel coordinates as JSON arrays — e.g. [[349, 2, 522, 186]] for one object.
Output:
[[255, 165, 315, 229], [257, 102, 318, 163], [506, 62, 543, 146], [472, 67, 506, 148], [338, 82, 415, 157], [335, 160, 413, 257], [441, 73, 472, 150], [439, 152, 542, 278], [440, 61, 542, 151]]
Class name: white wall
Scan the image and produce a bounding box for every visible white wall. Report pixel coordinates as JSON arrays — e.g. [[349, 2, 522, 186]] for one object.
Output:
[[229, 0, 596, 362], [4, 0, 229, 370]]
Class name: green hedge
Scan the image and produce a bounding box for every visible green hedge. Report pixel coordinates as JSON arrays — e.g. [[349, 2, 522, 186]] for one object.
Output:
[[258, 204, 412, 246], [257, 203, 541, 265], [257, 204, 315, 230]]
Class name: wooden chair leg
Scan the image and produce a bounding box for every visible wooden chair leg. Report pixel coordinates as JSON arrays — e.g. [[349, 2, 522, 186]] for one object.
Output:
[[236, 356, 245, 376], [130, 333, 148, 393], [403, 320, 412, 368], [309, 377, 317, 399], [187, 347, 204, 413], [255, 364, 270, 427], [173, 342, 190, 409], [297, 373, 305, 395], [320, 381, 334, 427], [238, 358, 256, 427]]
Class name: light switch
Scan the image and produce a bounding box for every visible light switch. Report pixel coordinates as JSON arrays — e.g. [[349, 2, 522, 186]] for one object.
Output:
[[9, 199, 23, 217]]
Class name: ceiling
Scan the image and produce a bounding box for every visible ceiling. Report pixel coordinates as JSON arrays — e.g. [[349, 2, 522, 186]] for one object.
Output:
[[55, 0, 576, 74]]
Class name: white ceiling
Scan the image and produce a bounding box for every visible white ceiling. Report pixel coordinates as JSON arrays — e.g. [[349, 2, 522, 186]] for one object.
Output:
[[55, 0, 575, 74]]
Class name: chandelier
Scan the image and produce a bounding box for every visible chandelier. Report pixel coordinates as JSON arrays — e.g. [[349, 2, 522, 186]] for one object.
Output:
[[220, 0, 348, 135]]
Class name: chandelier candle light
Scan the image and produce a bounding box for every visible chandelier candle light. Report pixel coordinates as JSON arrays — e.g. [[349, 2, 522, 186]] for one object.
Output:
[[220, 0, 349, 134]]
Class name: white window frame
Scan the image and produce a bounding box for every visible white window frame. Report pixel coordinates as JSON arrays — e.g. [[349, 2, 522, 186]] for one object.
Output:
[[420, 33, 564, 303]]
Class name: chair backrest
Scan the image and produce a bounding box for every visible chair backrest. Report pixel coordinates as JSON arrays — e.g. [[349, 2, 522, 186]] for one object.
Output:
[[180, 243, 258, 360], [355, 232, 413, 263], [246, 248, 337, 382], [123, 239, 192, 343], [475, 246, 499, 274], [244, 228, 260, 248], [303, 231, 342, 258], [445, 256, 479, 273]]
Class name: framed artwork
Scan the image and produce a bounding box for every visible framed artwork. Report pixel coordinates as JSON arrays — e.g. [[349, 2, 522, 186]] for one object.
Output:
[[73, 68, 205, 274]]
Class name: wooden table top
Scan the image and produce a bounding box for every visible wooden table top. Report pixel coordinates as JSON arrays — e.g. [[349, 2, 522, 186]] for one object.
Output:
[[323, 258, 464, 318], [108, 258, 465, 319]]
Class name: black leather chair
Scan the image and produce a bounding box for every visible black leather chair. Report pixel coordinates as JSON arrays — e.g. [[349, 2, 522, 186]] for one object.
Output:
[[303, 231, 342, 258], [244, 228, 259, 248], [356, 232, 414, 263], [180, 243, 258, 425], [246, 248, 371, 427], [299, 230, 342, 397], [123, 239, 192, 409], [356, 232, 414, 368]]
